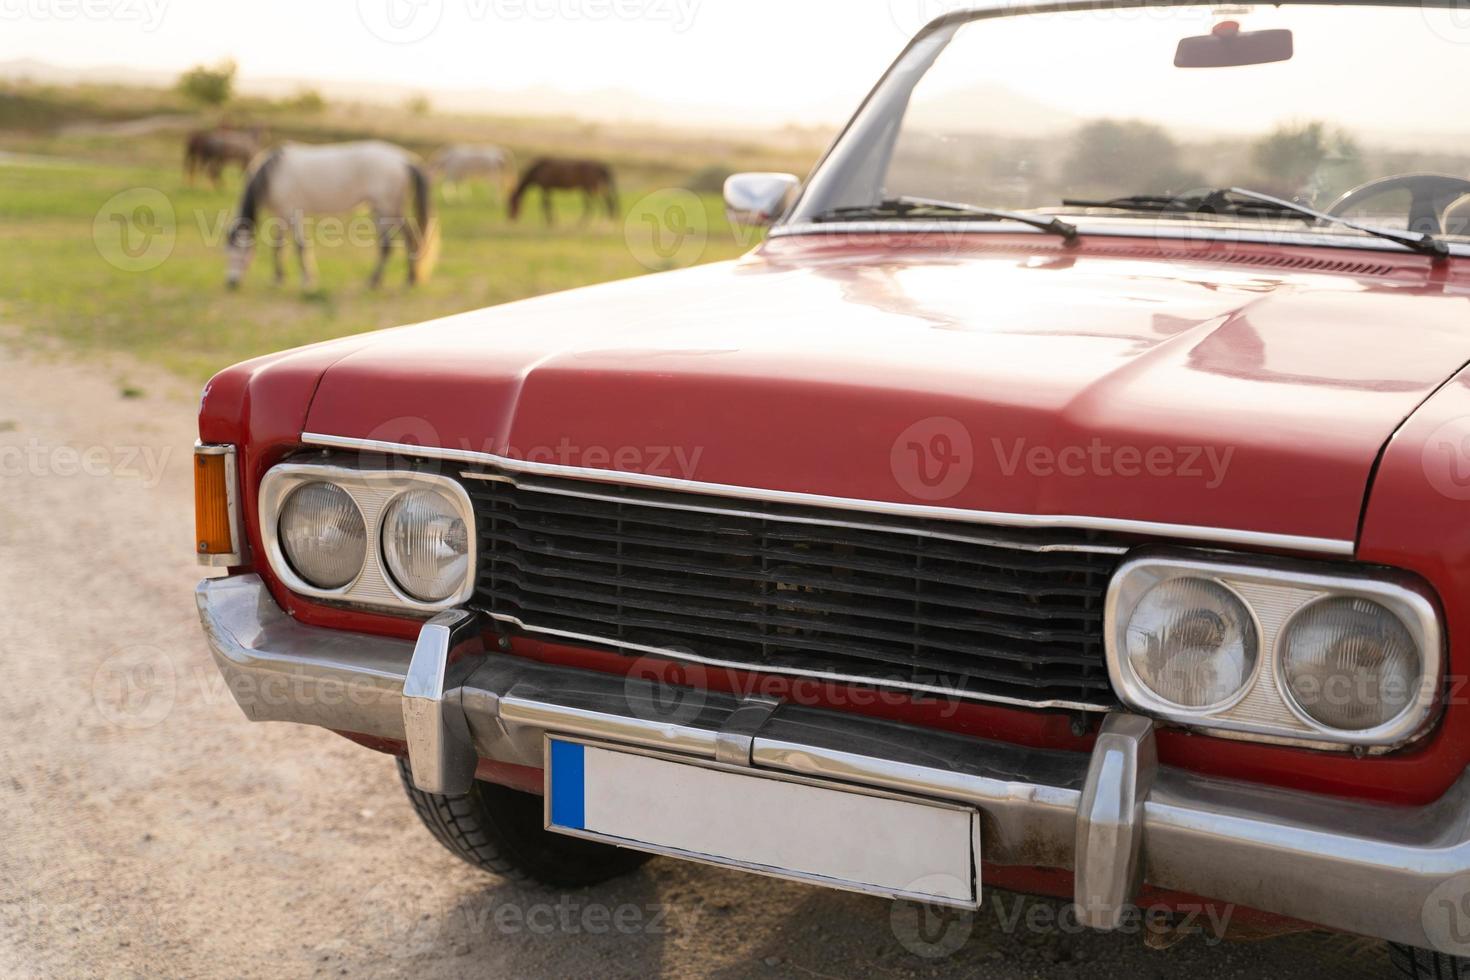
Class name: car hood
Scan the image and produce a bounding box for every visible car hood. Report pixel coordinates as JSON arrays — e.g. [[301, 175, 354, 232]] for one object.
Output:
[[304, 236, 1470, 548]]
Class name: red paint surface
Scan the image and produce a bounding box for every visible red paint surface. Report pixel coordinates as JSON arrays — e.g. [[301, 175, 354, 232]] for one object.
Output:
[[201, 233, 1470, 806]]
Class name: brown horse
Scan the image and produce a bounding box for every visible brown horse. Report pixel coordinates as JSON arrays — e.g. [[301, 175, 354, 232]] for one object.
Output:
[[507, 157, 617, 224], [185, 126, 264, 188]]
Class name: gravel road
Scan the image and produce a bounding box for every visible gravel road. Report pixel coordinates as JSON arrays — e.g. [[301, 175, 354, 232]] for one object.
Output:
[[0, 342, 1396, 979]]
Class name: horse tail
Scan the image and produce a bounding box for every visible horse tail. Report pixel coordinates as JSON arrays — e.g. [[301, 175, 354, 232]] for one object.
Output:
[[507, 159, 543, 222], [408, 163, 440, 283], [499, 147, 516, 191]]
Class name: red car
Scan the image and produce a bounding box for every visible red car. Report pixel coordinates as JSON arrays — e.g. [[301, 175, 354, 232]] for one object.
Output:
[[196, 1, 1470, 973]]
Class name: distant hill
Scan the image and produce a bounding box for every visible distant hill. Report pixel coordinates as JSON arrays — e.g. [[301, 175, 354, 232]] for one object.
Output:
[[906, 81, 1080, 136]]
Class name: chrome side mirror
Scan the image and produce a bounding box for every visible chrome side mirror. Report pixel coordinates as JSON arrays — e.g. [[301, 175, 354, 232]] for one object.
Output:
[[724, 172, 800, 227]]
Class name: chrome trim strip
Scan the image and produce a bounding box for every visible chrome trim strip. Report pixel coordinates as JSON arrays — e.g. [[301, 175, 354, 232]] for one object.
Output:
[[462, 471, 1127, 555], [300, 433, 1355, 557], [769, 219, 1470, 260], [485, 611, 1110, 712], [1104, 552, 1445, 750], [195, 442, 243, 567]]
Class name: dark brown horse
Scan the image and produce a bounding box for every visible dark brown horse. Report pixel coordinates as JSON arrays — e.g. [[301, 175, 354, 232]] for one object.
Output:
[[185, 126, 264, 188], [507, 157, 617, 224]]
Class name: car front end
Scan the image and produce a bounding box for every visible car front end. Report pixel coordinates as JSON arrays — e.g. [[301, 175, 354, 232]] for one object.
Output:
[[196, 0, 1470, 969]]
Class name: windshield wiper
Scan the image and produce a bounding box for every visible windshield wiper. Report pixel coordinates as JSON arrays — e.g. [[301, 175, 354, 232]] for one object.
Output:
[[813, 196, 1078, 243], [1061, 189, 1314, 222], [1062, 187, 1451, 259], [1223, 187, 1451, 260]]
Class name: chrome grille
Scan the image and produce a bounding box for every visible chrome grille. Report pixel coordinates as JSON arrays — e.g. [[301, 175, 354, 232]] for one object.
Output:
[[465, 474, 1125, 710]]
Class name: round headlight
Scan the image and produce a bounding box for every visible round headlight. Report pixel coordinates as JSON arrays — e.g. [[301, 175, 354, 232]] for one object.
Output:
[[1281, 597, 1421, 732], [381, 489, 470, 603], [279, 482, 366, 589], [1124, 577, 1258, 709]]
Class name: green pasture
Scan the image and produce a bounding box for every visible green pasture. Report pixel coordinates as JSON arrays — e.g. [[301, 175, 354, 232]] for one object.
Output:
[[0, 85, 821, 382]]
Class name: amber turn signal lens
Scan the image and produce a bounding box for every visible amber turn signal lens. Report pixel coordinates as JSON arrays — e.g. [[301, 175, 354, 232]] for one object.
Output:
[[194, 448, 236, 557]]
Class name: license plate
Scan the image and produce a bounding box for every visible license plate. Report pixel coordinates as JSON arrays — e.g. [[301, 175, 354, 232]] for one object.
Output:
[[544, 738, 980, 908]]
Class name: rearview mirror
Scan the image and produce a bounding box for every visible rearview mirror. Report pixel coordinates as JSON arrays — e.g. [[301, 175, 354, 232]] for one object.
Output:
[[1175, 24, 1293, 69], [724, 173, 800, 227]]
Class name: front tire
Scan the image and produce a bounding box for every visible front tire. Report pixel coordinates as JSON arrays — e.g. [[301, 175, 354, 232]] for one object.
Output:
[[396, 757, 651, 888], [1390, 943, 1470, 978]]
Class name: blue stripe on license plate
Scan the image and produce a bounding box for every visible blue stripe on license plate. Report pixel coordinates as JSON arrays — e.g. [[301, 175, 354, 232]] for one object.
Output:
[[549, 740, 586, 830]]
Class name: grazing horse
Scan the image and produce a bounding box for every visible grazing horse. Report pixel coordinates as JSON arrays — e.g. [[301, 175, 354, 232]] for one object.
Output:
[[185, 127, 263, 188], [508, 157, 617, 224], [224, 141, 439, 291], [429, 144, 514, 199]]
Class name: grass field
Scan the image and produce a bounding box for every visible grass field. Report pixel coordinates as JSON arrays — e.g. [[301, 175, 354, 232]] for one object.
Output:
[[0, 83, 826, 382]]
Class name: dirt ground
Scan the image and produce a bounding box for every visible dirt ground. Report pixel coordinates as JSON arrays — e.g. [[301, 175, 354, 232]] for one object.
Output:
[[0, 341, 1396, 979]]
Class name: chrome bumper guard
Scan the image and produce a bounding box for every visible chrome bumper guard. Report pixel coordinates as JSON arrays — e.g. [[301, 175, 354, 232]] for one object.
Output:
[[200, 574, 1470, 948]]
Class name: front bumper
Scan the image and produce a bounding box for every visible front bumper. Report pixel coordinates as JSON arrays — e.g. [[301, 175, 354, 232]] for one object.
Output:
[[200, 573, 1470, 947]]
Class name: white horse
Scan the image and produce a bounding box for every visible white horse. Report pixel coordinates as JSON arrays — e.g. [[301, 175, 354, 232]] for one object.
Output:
[[428, 144, 514, 199], [225, 140, 439, 290]]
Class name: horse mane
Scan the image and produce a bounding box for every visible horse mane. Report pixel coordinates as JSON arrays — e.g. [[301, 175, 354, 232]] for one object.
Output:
[[231, 148, 282, 241]]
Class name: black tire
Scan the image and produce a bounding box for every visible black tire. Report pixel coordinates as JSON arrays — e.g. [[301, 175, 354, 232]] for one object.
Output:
[[395, 757, 652, 888], [1390, 942, 1470, 978]]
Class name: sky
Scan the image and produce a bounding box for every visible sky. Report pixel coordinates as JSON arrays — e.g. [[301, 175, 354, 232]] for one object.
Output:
[[0, 0, 951, 124], [4, 1, 1468, 130]]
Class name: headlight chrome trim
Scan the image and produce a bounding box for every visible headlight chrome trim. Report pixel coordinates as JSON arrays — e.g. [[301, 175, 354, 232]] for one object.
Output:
[[1105, 551, 1443, 751], [259, 461, 477, 616]]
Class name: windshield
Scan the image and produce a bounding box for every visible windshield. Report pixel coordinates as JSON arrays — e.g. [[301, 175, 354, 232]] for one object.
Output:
[[790, 2, 1470, 249]]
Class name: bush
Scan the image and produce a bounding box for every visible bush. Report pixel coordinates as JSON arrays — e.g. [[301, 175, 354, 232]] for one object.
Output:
[[1251, 121, 1364, 200], [177, 60, 236, 107], [285, 88, 325, 114], [1063, 119, 1200, 197]]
